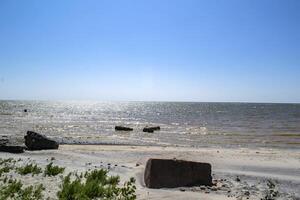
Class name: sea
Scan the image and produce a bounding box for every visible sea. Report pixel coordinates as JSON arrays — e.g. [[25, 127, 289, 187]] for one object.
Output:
[[0, 100, 300, 149]]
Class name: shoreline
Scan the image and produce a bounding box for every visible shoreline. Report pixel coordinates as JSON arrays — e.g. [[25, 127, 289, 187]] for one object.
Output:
[[1, 144, 299, 199]]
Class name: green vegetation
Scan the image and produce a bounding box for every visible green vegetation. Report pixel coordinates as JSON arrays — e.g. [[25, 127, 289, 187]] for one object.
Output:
[[0, 158, 15, 166], [0, 158, 16, 177], [0, 166, 12, 176], [17, 163, 42, 176], [0, 179, 45, 200], [0, 158, 137, 199], [57, 169, 136, 200], [44, 162, 65, 176]]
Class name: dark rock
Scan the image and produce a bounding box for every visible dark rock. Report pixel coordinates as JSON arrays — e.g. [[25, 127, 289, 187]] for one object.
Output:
[[143, 126, 160, 133], [24, 131, 59, 150], [0, 145, 24, 153], [144, 158, 212, 188], [143, 128, 154, 133], [235, 176, 241, 182], [115, 126, 133, 131], [24, 109, 28, 112]]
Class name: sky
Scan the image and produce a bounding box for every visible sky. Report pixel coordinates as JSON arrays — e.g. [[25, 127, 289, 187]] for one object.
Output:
[[0, 0, 299, 103]]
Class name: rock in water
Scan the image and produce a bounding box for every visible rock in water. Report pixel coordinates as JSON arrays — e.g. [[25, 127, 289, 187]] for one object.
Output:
[[24, 131, 59, 150], [143, 128, 154, 133], [0, 145, 24, 153], [143, 126, 160, 133], [115, 126, 133, 131], [144, 158, 212, 188]]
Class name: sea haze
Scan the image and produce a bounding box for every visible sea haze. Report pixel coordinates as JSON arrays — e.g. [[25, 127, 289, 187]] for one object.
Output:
[[0, 101, 299, 149]]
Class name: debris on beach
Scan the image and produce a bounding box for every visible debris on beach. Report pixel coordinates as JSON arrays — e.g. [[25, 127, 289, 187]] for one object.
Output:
[[25, 131, 59, 150], [0, 145, 24, 154], [144, 158, 212, 188]]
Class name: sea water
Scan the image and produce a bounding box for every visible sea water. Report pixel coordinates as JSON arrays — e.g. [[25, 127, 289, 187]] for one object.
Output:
[[1, 100, 299, 149]]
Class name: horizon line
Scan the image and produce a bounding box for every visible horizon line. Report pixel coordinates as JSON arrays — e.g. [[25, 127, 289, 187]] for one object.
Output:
[[0, 98, 299, 105]]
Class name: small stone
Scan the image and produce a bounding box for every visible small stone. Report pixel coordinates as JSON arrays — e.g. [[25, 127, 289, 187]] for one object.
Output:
[[179, 188, 185, 192], [136, 163, 140, 167], [236, 176, 241, 182], [200, 186, 206, 190]]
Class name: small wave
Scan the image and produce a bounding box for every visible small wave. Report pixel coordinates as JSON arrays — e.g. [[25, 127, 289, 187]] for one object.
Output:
[[272, 133, 300, 137], [0, 112, 12, 115]]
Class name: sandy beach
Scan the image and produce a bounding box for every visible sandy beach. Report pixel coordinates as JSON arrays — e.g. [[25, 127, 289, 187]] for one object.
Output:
[[0, 145, 299, 199]]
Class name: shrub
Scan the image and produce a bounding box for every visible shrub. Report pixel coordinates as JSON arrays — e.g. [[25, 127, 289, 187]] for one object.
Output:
[[57, 169, 136, 200], [0, 179, 45, 200], [44, 162, 65, 176], [0, 158, 15, 166], [0, 166, 12, 177], [17, 163, 42, 176]]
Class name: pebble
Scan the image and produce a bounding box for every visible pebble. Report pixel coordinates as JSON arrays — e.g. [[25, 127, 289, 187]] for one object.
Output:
[[200, 186, 206, 190]]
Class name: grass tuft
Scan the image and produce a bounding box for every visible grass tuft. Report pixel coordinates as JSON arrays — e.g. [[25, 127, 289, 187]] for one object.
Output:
[[44, 162, 65, 176], [0, 158, 15, 166], [0, 166, 12, 177], [17, 163, 42, 176], [0, 179, 45, 200], [57, 169, 136, 200]]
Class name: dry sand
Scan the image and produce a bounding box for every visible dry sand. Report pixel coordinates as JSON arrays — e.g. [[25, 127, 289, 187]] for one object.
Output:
[[0, 145, 299, 199]]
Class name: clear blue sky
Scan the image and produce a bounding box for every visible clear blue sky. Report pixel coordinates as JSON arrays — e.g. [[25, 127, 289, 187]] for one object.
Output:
[[0, 0, 299, 103]]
